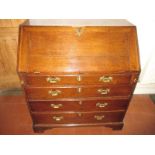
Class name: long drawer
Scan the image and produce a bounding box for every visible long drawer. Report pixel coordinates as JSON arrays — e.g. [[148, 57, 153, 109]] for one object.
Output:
[[26, 85, 132, 100], [25, 74, 132, 86], [29, 99, 129, 112], [32, 111, 125, 124]]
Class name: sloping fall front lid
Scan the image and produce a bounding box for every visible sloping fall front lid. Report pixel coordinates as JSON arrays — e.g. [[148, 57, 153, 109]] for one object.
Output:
[[18, 19, 140, 74]]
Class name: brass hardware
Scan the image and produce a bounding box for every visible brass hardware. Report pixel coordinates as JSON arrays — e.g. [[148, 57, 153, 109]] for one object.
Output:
[[50, 103, 63, 109], [96, 102, 108, 108], [94, 115, 105, 121], [99, 76, 113, 83], [46, 77, 61, 83], [97, 88, 110, 95], [48, 90, 61, 96], [79, 101, 82, 105], [78, 113, 82, 117], [77, 87, 82, 93], [53, 116, 63, 121], [75, 27, 83, 37], [77, 75, 82, 82]]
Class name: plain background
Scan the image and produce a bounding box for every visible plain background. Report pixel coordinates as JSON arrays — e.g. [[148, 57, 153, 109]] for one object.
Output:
[[0, 0, 155, 155], [130, 19, 155, 94]]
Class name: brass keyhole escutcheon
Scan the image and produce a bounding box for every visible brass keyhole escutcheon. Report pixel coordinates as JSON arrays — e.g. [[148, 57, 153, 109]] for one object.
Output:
[[77, 87, 82, 93], [77, 113, 82, 117], [77, 75, 82, 82], [75, 27, 84, 37]]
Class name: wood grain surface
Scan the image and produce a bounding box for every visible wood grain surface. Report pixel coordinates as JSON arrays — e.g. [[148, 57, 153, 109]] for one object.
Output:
[[0, 19, 26, 89], [24, 73, 132, 86], [25, 85, 133, 100], [29, 98, 129, 112], [18, 26, 140, 73], [17, 20, 140, 132]]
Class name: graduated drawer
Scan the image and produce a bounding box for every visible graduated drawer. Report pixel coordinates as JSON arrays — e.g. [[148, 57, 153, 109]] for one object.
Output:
[[29, 99, 129, 112], [25, 85, 132, 100], [32, 111, 125, 124], [25, 74, 132, 86]]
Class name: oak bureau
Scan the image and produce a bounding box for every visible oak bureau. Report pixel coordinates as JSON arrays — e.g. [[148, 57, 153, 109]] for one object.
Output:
[[17, 19, 140, 133]]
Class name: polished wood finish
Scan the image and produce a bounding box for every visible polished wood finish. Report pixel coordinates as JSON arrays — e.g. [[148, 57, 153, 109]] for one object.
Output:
[[18, 26, 140, 73], [25, 73, 133, 86], [26, 85, 132, 100], [17, 19, 140, 133], [32, 111, 125, 124], [29, 99, 129, 112]]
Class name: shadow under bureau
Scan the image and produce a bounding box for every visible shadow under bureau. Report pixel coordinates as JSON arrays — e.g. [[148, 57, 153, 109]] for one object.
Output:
[[17, 19, 140, 133]]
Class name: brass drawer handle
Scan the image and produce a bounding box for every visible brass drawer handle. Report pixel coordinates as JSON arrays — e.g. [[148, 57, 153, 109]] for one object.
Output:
[[48, 90, 61, 96], [53, 116, 63, 121], [46, 77, 61, 83], [99, 76, 113, 83], [97, 88, 110, 95], [96, 102, 108, 108], [94, 115, 105, 121], [50, 103, 63, 109]]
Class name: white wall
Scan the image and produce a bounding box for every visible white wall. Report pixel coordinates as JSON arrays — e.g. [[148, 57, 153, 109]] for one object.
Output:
[[129, 19, 155, 94]]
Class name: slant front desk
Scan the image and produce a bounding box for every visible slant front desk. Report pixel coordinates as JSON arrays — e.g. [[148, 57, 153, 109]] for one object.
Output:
[[17, 19, 140, 133]]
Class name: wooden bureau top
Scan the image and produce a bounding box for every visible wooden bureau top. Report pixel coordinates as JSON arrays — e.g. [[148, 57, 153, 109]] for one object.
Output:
[[18, 19, 140, 74]]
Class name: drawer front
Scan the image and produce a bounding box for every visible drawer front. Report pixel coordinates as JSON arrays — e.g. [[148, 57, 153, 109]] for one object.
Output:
[[29, 99, 129, 112], [25, 74, 132, 86], [32, 111, 125, 124], [26, 86, 132, 100]]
